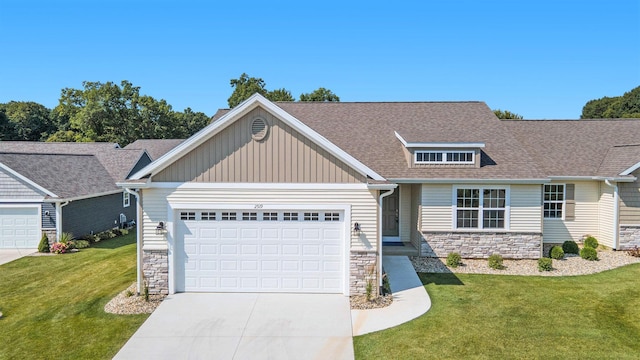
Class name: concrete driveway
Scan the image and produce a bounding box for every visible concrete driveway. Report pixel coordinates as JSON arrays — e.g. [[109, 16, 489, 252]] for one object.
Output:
[[0, 248, 36, 266], [114, 293, 354, 360]]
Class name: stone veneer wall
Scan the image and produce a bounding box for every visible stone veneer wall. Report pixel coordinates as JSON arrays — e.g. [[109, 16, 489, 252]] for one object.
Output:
[[619, 225, 640, 250], [421, 232, 542, 259], [143, 249, 169, 295], [42, 229, 56, 247], [350, 250, 377, 295]]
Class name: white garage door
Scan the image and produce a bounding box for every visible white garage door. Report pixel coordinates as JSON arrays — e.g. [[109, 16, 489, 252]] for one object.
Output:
[[0, 207, 40, 248], [176, 210, 345, 293]]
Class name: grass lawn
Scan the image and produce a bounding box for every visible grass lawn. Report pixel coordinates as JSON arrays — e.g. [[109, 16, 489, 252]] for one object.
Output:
[[0, 233, 149, 359], [354, 264, 640, 359]]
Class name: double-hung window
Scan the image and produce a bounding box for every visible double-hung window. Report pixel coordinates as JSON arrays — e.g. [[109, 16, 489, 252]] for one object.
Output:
[[543, 184, 564, 219], [455, 187, 507, 229]]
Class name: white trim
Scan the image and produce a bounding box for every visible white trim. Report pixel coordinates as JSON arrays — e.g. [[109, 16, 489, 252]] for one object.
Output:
[[123, 192, 131, 207], [0, 162, 57, 197], [542, 183, 566, 221], [130, 94, 385, 181], [0, 203, 42, 245], [390, 178, 549, 184], [415, 150, 475, 165], [621, 161, 640, 176], [166, 202, 352, 295], [452, 185, 511, 231], [42, 189, 124, 203], [147, 182, 371, 190], [367, 183, 398, 190], [394, 131, 485, 148], [549, 176, 637, 182], [0, 198, 45, 203]]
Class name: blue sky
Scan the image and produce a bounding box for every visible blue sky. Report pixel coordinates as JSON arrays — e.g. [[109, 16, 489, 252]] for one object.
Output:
[[1, 0, 638, 119]]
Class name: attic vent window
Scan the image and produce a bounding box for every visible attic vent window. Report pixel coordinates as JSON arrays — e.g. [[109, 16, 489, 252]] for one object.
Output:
[[415, 151, 474, 164], [251, 117, 269, 141]]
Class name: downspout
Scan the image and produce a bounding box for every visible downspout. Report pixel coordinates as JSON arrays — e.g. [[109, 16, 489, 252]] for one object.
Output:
[[55, 201, 70, 241], [378, 187, 396, 290], [604, 180, 619, 249], [124, 188, 142, 293]]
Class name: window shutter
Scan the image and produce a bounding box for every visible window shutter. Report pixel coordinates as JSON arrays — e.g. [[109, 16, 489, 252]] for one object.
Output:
[[565, 184, 575, 221]]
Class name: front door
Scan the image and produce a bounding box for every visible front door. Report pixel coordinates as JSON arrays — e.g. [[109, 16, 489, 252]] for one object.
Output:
[[382, 190, 400, 242]]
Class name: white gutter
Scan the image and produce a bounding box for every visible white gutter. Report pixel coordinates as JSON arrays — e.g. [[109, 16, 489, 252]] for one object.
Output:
[[124, 188, 143, 294], [55, 201, 70, 241], [378, 186, 397, 290], [604, 180, 620, 249]]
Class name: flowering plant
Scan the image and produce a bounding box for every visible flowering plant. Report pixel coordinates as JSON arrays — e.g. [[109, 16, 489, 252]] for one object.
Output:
[[50, 242, 69, 254]]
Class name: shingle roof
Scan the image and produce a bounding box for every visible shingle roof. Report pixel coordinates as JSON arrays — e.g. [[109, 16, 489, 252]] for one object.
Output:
[[505, 119, 640, 178], [0, 153, 116, 198], [124, 139, 184, 160]]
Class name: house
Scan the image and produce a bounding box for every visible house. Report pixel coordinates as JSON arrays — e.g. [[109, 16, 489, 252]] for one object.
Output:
[[122, 94, 640, 296], [0, 142, 157, 248]]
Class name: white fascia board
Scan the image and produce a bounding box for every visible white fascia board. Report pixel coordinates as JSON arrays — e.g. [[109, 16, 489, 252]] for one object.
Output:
[[0, 203, 42, 207], [548, 176, 637, 183], [366, 183, 398, 190], [0, 162, 57, 197], [42, 189, 124, 202], [130, 93, 386, 181], [148, 182, 371, 190], [0, 198, 44, 203], [116, 179, 151, 189], [389, 178, 550, 184], [621, 161, 640, 176], [394, 131, 485, 149]]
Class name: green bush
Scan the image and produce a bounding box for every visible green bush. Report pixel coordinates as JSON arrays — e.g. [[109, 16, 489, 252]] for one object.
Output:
[[59, 232, 74, 244], [97, 230, 116, 241], [584, 236, 599, 249], [580, 247, 598, 261], [538, 257, 553, 271], [38, 234, 50, 253], [549, 246, 565, 260], [562, 240, 580, 254], [446, 252, 462, 268], [70, 240, 90, 249], [488, 254, 504, 270]]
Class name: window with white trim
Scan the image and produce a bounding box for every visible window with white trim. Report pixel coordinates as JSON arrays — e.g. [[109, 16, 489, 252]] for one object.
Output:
[[283, 212, 298, 221], [543, 184, 564, 219], [263, 212, 278, 221], [222, 212, 237, 221], [180, 211, 196, 220], [123, 192, 130, 207], [455, 187, 507, 229], [324, 212, 340, 221], [242, 212, 257, 221], [304, 212, 319, 221], [201, 212, 216, 220], [415, 151, 474, 164]]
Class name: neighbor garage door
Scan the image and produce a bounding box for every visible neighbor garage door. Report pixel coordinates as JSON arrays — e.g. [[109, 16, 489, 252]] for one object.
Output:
[[0, 207, 40, 248], [176, 209, 345, 293]]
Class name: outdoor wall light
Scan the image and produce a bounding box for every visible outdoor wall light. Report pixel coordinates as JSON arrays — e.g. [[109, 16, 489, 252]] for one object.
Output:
[[155, 221, 166, 235], [353, 222, 361, 234]]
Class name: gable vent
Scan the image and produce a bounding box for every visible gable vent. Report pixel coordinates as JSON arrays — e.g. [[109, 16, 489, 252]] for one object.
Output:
[[251, 117, 269, 141]]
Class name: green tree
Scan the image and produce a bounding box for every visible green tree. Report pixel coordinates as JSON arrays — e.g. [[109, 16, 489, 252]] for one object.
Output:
[[581, 86, 640, 118], [493, 109, 524, 120], [227, 73, 268, 108], [267, 88, 295, 102], [0, 110, 17, 140], [300, 87, 340, 102], [0, 101, 55, 140]]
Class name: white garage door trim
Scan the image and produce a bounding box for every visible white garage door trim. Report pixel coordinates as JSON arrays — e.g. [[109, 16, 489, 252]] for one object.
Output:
[[0, 204, 41, 248], [166, 203, 351, 295]]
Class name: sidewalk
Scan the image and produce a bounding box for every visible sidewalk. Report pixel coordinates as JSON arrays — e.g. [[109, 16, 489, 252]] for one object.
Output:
[[351, 256, 431, 336]]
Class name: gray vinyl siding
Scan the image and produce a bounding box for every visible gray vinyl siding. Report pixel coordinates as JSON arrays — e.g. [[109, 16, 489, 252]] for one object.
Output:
[[127, 152, 153, 178], [62, 192, 136, 238], [41, 202, 56, 229], [620, 169, 640, 224], [0, 167, 45, 199], [153, 107, 366, 183]]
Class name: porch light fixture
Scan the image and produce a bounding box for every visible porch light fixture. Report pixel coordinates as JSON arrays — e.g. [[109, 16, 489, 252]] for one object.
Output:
[[353, 222, 361, 234], [155, 221, 166, 235]]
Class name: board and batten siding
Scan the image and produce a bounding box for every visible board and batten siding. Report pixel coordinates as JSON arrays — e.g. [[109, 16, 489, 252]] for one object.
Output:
[[140, 187, 378, 251], [0, 168, 44, 199], [420, 184, 542, 232], [598, 183, 615, 248], [153, 107, 365, 184], [543, 181, 599, 243], [619, 169, 640, 224]]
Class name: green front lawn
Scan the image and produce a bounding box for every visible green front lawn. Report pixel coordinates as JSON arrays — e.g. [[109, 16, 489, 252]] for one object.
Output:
[[355, 264, 640, 359], [0, 233, 148, 359]]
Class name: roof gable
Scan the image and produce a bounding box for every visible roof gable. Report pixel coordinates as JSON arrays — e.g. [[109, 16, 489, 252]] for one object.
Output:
[[131, 94, 384, 181]]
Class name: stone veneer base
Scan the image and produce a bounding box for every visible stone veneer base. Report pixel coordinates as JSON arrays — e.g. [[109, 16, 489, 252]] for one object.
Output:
[[349, 250, 378, 296], [142, 249, 169, 295], [421, 231, 542, 259], [619, 225, 640, 250]]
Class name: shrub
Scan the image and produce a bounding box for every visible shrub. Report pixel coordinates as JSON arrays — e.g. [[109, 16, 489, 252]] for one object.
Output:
[[81, 233, 99, 243], [580, 247, 598, 261], [97, 230, 116, 241], [549, 246, 565, 260], [381, 273, 391, 295], [50, 242, 69, 254], [562, 240, 580, 254], [70, 240, 90, 249], [59, 232, 74, 244], [446, 252, 462, 268], [538, 257, 553, 272], [488, 254, 504, 270], [584, 236, 599, 249], [38, 234, 50, 253], [120, 228, 129, 236]]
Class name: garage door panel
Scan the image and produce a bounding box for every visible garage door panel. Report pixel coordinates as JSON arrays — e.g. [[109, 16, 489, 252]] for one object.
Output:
[[0, 207, 40, 248], [179, 209, 345, 293]]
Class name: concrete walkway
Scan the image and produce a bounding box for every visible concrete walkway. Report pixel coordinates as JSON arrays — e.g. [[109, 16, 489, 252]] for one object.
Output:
[[0, 248, 37, 266], [351, 256, 431, 336], [114, 293, 353, 360]]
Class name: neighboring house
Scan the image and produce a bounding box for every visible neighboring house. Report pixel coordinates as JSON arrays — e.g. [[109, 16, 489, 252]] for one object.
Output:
[[122, 94, 640, 296], [0, 142, 153, 248]]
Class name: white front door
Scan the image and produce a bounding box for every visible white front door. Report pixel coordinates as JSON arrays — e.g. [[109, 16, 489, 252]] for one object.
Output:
[[175, 209, 345, 293], [0, 206, 40, 248]]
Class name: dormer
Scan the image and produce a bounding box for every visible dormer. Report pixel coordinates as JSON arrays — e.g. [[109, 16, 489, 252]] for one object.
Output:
[[395, 131, 485, 168]]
